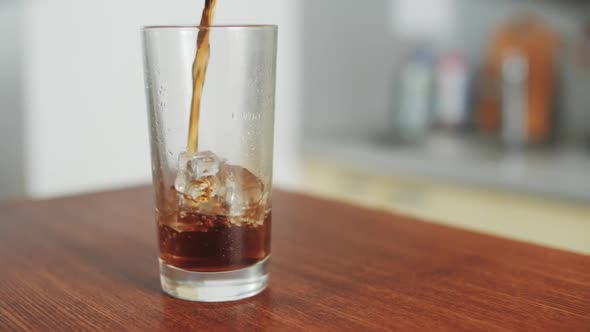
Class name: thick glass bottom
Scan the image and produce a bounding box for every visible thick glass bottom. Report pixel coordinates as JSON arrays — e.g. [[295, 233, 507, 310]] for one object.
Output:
[[159, 256, 269, 302]]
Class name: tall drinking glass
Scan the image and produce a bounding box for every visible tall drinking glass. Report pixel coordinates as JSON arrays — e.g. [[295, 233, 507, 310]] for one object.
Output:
[[142, 25, 277, 302]]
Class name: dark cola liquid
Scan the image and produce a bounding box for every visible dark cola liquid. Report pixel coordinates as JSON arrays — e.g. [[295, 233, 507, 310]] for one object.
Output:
[[159, 211, 271, 272], [187, 0, 217, 152]]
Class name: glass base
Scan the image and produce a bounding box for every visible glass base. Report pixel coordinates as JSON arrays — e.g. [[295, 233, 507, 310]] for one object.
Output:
[[159, 256, 269, 302]]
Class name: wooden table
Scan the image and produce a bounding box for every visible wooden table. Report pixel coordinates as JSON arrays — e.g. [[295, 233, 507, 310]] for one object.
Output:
[[1, 187, 589, 331]]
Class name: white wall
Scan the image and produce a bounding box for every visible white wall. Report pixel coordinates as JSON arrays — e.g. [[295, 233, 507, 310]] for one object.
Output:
[[0, 1, 25, 199], [21, 0, 301, 198], [302, 0, 398, 139]]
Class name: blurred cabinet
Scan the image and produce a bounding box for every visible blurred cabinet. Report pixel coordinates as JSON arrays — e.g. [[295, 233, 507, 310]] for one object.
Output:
[[301, 0, 590, 202]]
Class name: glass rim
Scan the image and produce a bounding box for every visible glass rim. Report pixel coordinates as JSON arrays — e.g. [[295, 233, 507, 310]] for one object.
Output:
[[142, 24, 277, 31]]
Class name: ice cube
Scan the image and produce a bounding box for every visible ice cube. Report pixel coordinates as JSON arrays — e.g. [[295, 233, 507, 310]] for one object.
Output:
[[174, 150, 266, 222], [174, 151, 223, 204], [220, 165, 264, 217], [176, 150, 222, 180]]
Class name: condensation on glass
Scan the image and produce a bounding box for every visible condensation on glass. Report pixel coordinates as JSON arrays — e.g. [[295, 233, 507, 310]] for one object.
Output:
[[143, 25, 277, 302]]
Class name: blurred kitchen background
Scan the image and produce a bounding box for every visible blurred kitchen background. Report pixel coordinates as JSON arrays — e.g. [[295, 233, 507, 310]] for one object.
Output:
[[1, 0, 589, 253]]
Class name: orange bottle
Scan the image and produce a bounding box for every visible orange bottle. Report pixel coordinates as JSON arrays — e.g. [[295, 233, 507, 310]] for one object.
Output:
[[478, 15, 559, 143]]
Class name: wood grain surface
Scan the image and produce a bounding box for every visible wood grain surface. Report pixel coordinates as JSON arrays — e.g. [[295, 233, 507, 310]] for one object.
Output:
[[0, 186, 589, 331]]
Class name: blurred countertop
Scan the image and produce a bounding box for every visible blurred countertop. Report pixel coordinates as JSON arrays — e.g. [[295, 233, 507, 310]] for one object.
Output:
[[301, 158, 590, 255], [303, 134, 590, 201]]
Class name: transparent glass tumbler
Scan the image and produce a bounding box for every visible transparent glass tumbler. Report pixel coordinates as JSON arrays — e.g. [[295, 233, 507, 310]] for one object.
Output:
[[142, 26, 277, 302]]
